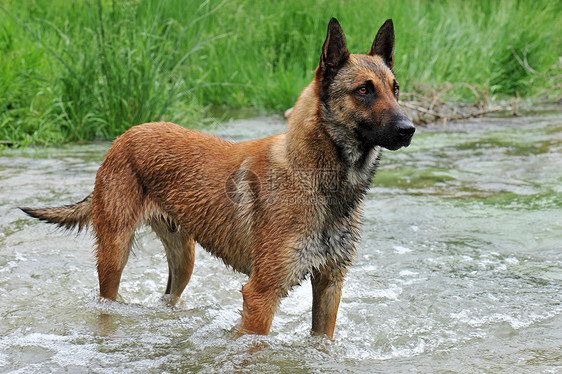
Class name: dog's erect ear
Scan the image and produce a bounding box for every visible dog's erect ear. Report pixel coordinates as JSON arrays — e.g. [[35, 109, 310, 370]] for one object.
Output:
[[368, 19, 395, 69], [318, 18, 350, 79]]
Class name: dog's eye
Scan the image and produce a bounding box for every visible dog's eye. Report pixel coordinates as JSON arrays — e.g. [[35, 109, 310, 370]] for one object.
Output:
[[358, 86, 368, 95], [393, 82, 400, 98]]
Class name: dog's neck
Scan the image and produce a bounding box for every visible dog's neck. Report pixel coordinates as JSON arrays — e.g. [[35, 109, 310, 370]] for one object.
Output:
[[286, 81, 336, 169]]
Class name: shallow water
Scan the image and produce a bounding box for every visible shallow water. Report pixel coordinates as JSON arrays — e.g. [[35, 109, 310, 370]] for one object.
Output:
[[1, 113, 561, 373]]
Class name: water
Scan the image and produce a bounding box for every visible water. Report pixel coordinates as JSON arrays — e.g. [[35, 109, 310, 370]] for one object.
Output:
[[1, 113, 561, 373]]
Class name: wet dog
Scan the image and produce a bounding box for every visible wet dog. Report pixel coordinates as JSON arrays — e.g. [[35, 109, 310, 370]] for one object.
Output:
[[22, 18, 414, 338]]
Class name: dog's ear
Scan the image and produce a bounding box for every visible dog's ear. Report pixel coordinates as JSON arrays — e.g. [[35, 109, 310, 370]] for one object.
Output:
[[318, 18, 350, 79], [368, 19, 395, 69]]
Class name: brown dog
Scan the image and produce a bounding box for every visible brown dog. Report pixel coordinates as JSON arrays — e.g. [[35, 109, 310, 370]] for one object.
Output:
[[22, 18, 414, 338]]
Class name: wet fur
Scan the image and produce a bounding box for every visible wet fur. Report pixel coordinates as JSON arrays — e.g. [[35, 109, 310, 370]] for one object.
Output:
[[21, 18, 414, 338]]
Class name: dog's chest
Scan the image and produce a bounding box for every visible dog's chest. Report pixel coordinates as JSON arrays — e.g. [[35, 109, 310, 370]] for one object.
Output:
[[295, 197, 364, 278], [295, 150, 379, 270]]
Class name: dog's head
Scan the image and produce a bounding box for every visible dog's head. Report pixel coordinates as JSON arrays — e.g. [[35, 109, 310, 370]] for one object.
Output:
[[316, 18, 414, 155]]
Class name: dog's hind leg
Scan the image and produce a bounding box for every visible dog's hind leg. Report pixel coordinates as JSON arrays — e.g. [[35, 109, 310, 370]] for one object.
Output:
[[94, 232, 136, 301], [91, 154, 145, 302], [92, 208, 140, 301], [92, 211, 139, 301], [150, 217, 195, 306]]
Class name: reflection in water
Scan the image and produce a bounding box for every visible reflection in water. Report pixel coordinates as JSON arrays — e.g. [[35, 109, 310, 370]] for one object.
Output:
[[97, 313, 117, 337], [0, 113, 561, 372]]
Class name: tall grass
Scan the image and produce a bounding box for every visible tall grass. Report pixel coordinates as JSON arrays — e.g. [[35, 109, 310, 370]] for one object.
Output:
[[1, 0, 560, 145], [1, 0, 218, 144]]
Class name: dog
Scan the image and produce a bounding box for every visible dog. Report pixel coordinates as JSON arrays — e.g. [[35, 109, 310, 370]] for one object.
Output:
[[21, 18, 414, 338]]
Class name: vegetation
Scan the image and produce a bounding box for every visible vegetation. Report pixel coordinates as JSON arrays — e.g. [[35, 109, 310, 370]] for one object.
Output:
[[1, 0, 560, 145]]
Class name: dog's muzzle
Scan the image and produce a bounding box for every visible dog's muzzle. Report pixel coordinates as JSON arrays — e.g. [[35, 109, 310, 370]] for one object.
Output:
[[395, 119, 415, 148]]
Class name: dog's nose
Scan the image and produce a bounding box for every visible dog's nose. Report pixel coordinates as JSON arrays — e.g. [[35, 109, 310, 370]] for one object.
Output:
[[396, 120, 415, 139]]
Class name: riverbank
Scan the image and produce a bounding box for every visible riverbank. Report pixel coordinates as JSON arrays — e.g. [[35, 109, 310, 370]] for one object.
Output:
[[1, 0, 560, 145]]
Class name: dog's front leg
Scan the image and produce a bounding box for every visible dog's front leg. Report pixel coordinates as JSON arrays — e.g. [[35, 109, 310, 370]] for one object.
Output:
[[311, 267, 345, 339], [238, 277, 282, 336]]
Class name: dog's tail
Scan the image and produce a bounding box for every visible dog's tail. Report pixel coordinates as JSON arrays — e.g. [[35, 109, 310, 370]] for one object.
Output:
[[20, 194, 93, 232]]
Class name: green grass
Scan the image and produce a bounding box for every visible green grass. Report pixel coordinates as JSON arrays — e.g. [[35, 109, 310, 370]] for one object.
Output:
[[1, 0, 560, 145]]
